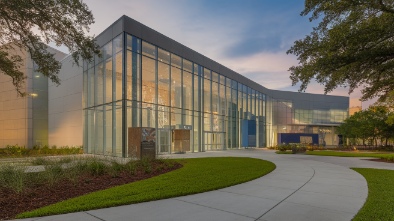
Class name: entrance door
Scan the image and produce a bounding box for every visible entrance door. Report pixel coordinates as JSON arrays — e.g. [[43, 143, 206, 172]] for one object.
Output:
[[172, 129, 191, 153], [158, 129, 171, 154], [204, 132, 225, 150]]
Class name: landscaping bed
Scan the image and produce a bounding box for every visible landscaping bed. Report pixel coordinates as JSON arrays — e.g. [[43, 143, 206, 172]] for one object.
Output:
[[16, 157, 275, 219], [0, 158, 181, 220], [364, 158, 394, 163], [306, 150, 394, 162]]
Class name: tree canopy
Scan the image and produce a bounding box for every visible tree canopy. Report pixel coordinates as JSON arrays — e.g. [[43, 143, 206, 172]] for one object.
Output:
[[0, 0, 100, 96], [337, 105, 394, 146], [287, 0, 394, 101], [374, 90, 394, 125]]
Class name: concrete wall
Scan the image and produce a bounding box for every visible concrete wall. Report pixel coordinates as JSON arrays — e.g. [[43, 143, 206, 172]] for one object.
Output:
[[0, 45, 67, 148], [0, 48, 31, 147], [48, 55, 83, 147]]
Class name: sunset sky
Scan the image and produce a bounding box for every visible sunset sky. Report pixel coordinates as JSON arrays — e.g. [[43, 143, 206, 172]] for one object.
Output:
[[54, 0, 373, 108]]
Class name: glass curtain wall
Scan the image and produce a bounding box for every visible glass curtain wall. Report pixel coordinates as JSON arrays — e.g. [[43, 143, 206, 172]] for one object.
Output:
[[84, 32, 268, 157], [83, 34, 123, 156], [269, 98, 348, 147]]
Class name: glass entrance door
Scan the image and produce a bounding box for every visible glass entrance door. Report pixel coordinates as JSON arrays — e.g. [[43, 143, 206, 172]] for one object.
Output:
[[204, 132, 225, 151], [158, 129, 171, 154]]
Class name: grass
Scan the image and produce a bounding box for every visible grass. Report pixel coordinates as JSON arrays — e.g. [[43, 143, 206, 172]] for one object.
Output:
[[17, 157, 275, 218], [352, 168, 394, 221], [306, 150, 394, 159]]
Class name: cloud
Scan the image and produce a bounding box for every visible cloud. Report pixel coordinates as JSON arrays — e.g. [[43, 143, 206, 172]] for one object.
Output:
[[47, 0, 377, 107]]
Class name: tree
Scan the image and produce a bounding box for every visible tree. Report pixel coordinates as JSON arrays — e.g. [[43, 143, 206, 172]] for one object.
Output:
[[0, 0, 100, 96], [337, 106, 394, 146], [374, 90, 394, 125], [287, 0, 394, 101]]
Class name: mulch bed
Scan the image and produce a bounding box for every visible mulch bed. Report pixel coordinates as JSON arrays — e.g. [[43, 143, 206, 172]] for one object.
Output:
[[0, 162, 182, 220], [364, 158, 394, 164]]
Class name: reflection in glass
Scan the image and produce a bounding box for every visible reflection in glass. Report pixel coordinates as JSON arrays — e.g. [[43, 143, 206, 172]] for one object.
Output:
[[183, 71, 193, 110], [96, 63, 104, 105], [212, 81, 218, 114], [114, 52, 122, 101], [171, 54, 182, 69], [158, 48, 170, 64], [204, 78, 211, 112], [171, 67, 182, 108], [142, 56, 156, 104], [127, 34, 141, 53], [158, 62, 170, 106], [183, 59, 192, 73], [142, 41, 156, 58], [105, 58, 112, 103], [113, 35, 123, 55]]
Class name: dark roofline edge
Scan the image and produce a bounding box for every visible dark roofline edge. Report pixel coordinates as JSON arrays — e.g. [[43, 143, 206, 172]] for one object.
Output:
[[94, 15, 349, 102]]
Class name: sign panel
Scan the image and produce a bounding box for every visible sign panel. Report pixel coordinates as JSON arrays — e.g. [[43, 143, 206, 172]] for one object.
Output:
[[141, 128, 156, 159]]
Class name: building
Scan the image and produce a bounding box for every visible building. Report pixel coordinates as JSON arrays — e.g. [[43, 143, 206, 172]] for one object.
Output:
[[0, 15, 349, 157], [0, 45, 67, 147]]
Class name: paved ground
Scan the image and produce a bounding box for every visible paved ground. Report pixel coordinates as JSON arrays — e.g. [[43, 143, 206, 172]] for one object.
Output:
[[14, 149, 394, 221]]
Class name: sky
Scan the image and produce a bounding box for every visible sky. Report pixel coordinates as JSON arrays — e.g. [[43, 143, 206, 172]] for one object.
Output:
[[53, 0, 374, 108]]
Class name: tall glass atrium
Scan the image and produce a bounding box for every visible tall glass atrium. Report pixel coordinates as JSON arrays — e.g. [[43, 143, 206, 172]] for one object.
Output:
[[83, 16, 348, 157]]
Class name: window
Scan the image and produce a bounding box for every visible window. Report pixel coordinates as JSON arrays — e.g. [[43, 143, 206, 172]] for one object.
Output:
[[142, 41, 156, 58], [142, 56, 156, 104], [126, 34, 141, 53], [171, 66, 182, 108], [158, 62, 170, 106], [171, 54, 182, 69], [158, 48, 170, 64], [183, 71, 193, 110], [183, 59, 192, 73]]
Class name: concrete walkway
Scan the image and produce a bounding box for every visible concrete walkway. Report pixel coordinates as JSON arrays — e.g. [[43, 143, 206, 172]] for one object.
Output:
[[14, 149, 394, 221]]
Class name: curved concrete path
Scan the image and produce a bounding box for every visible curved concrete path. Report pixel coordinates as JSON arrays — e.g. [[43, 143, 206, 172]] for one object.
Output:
[[15, 149, 394, 221]]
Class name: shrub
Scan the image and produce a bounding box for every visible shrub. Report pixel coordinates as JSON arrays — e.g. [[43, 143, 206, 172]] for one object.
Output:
[[0, 145, 83, 158], [381, 155, 394, 162], [277, 144, 292, 152], [108, 161, 125, 177], [139, 157, 153, 174], [165, 160, 175, 169], [43, 164, 64, 186], [31, 157, 52, 165], [58, 157, 73, 164], [0, 145, 83, 157], [290, 144, 307, 154], [0, 165, 26, 193], [86, 159, 107, 176], [124, 161, 137, 175]]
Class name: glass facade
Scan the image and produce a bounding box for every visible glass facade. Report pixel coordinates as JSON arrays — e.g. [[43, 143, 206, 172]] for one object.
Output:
[[83, 32, 348, 157], [270, 99, 348, 146], [83, 33, 269, 156]]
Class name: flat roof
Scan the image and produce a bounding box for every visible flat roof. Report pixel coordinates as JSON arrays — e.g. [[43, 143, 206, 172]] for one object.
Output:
[[94, 15, 349, 109]]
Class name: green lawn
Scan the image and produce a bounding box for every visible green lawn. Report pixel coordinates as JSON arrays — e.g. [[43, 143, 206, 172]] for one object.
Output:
[[306, 150, 394, 158], [17, 157, 275, 219], [352, 168, 394, 221]]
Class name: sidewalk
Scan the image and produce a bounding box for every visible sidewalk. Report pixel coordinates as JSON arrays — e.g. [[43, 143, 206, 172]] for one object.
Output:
[[15, 149, 394, 221]]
